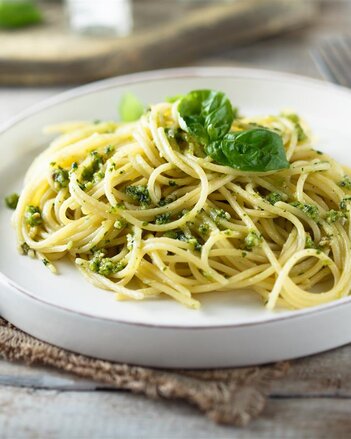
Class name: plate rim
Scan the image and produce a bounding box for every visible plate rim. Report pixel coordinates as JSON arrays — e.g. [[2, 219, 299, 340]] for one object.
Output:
[[2, 65, 351, 330], [2, 65, 351, 136]]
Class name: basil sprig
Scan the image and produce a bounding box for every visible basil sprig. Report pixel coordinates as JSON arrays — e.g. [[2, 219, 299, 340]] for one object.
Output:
[[205, 129, 289, 172], [178, 90, 234, 146], [178, 90, 289, 172]]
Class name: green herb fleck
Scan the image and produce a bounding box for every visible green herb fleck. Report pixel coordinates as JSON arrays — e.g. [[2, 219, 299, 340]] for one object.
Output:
[[81, 152, 104, 182], [158, 197, 176, 207], [125, 185, 151, 207], [340, 196, 351, 211], [4, 193, 19, 209], [325, 209, 347, 224], [266, 191, 286, 205], [52, 166, 69, 189], [244, 230, 262, 250], [198, 223, 210, 236], [105, 145, 115, 155], [290, 201, 320, 221], [89, 252, 126, 276], [339, 176, 351, 190], [24, 205, 43, 227], [305, 233, 316, 249], [209, 208, 231, 224], [109, 202, 126, 214], [164, 229, 201, 251], [21, 242, 30, 255], [108, 162, 116, 172], [94, 170, 105, 183], [155, 212, 171, 225], [284, 113, 307, 142]]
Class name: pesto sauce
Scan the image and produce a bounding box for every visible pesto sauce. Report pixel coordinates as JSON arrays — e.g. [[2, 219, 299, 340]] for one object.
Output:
[[290, 201, 320, 222], [340, 196, 351, 211], [81, 152, 104, 182], [325, 209, 346, 224], [305, 233, 316, 249], [125, 185, 151, 207], [266, 191, 285, 205], [21, 242, 30, 255], [244, 230, 262, 250], [209, 208, 231, 224], [164, 229, 202, 251], [89, 250, 126, 276], [198, 223, 210, 236], [24, 205, 43, 227], [155, 212, 171, 225], [285, 113, 307, 142], [52, 166, 69, 189], [339, 175, 351, 190], [4, 192, 19, 209]]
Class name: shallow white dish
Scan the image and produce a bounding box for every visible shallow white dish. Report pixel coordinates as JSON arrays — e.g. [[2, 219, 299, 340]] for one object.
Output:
[[1, 67, 351, 368]]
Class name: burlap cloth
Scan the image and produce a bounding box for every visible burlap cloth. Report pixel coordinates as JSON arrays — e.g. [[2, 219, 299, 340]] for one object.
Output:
[[0, 318, 288, 427]]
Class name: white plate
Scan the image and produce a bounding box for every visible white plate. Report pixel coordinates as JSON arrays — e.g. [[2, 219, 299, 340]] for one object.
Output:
[[1, 67, 351, 368]]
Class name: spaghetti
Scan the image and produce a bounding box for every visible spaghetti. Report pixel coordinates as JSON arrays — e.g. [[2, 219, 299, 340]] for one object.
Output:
[[12, 91, 351, 310]]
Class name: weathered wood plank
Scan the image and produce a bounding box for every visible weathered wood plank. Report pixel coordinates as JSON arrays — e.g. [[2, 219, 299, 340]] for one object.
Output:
[[0, 386, 351, 438], [259, 398, 351, 439], [0, 359, 100, 390], [270, 345, 351, 397]]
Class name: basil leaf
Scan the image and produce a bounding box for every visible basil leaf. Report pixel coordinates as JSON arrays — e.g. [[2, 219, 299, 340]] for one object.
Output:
[[204, 141, 229, 166], [166, 94, 185, 103], [206, 128, 289, 172], [119, 93, 144, 122], [178, 90, 234, 145]]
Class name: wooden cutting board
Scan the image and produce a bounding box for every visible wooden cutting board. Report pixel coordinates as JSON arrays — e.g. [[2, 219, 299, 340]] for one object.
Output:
[[0, 0, 317, 85]]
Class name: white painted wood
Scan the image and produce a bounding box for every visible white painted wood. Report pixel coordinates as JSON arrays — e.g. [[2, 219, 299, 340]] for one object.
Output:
[[271, 344, 351, 397], [0, 386, 351, 438], [0, 360, 100, 390]]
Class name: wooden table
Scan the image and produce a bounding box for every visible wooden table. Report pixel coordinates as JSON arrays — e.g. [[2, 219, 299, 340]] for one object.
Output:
[[1, 1, 351, 437]]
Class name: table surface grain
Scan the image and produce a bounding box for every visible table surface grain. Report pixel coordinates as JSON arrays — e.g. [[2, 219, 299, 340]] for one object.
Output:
[[1, 1, 351, 438]]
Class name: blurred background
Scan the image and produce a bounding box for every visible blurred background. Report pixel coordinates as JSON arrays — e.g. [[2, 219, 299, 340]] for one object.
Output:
[[0, 0, 350, 120]]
